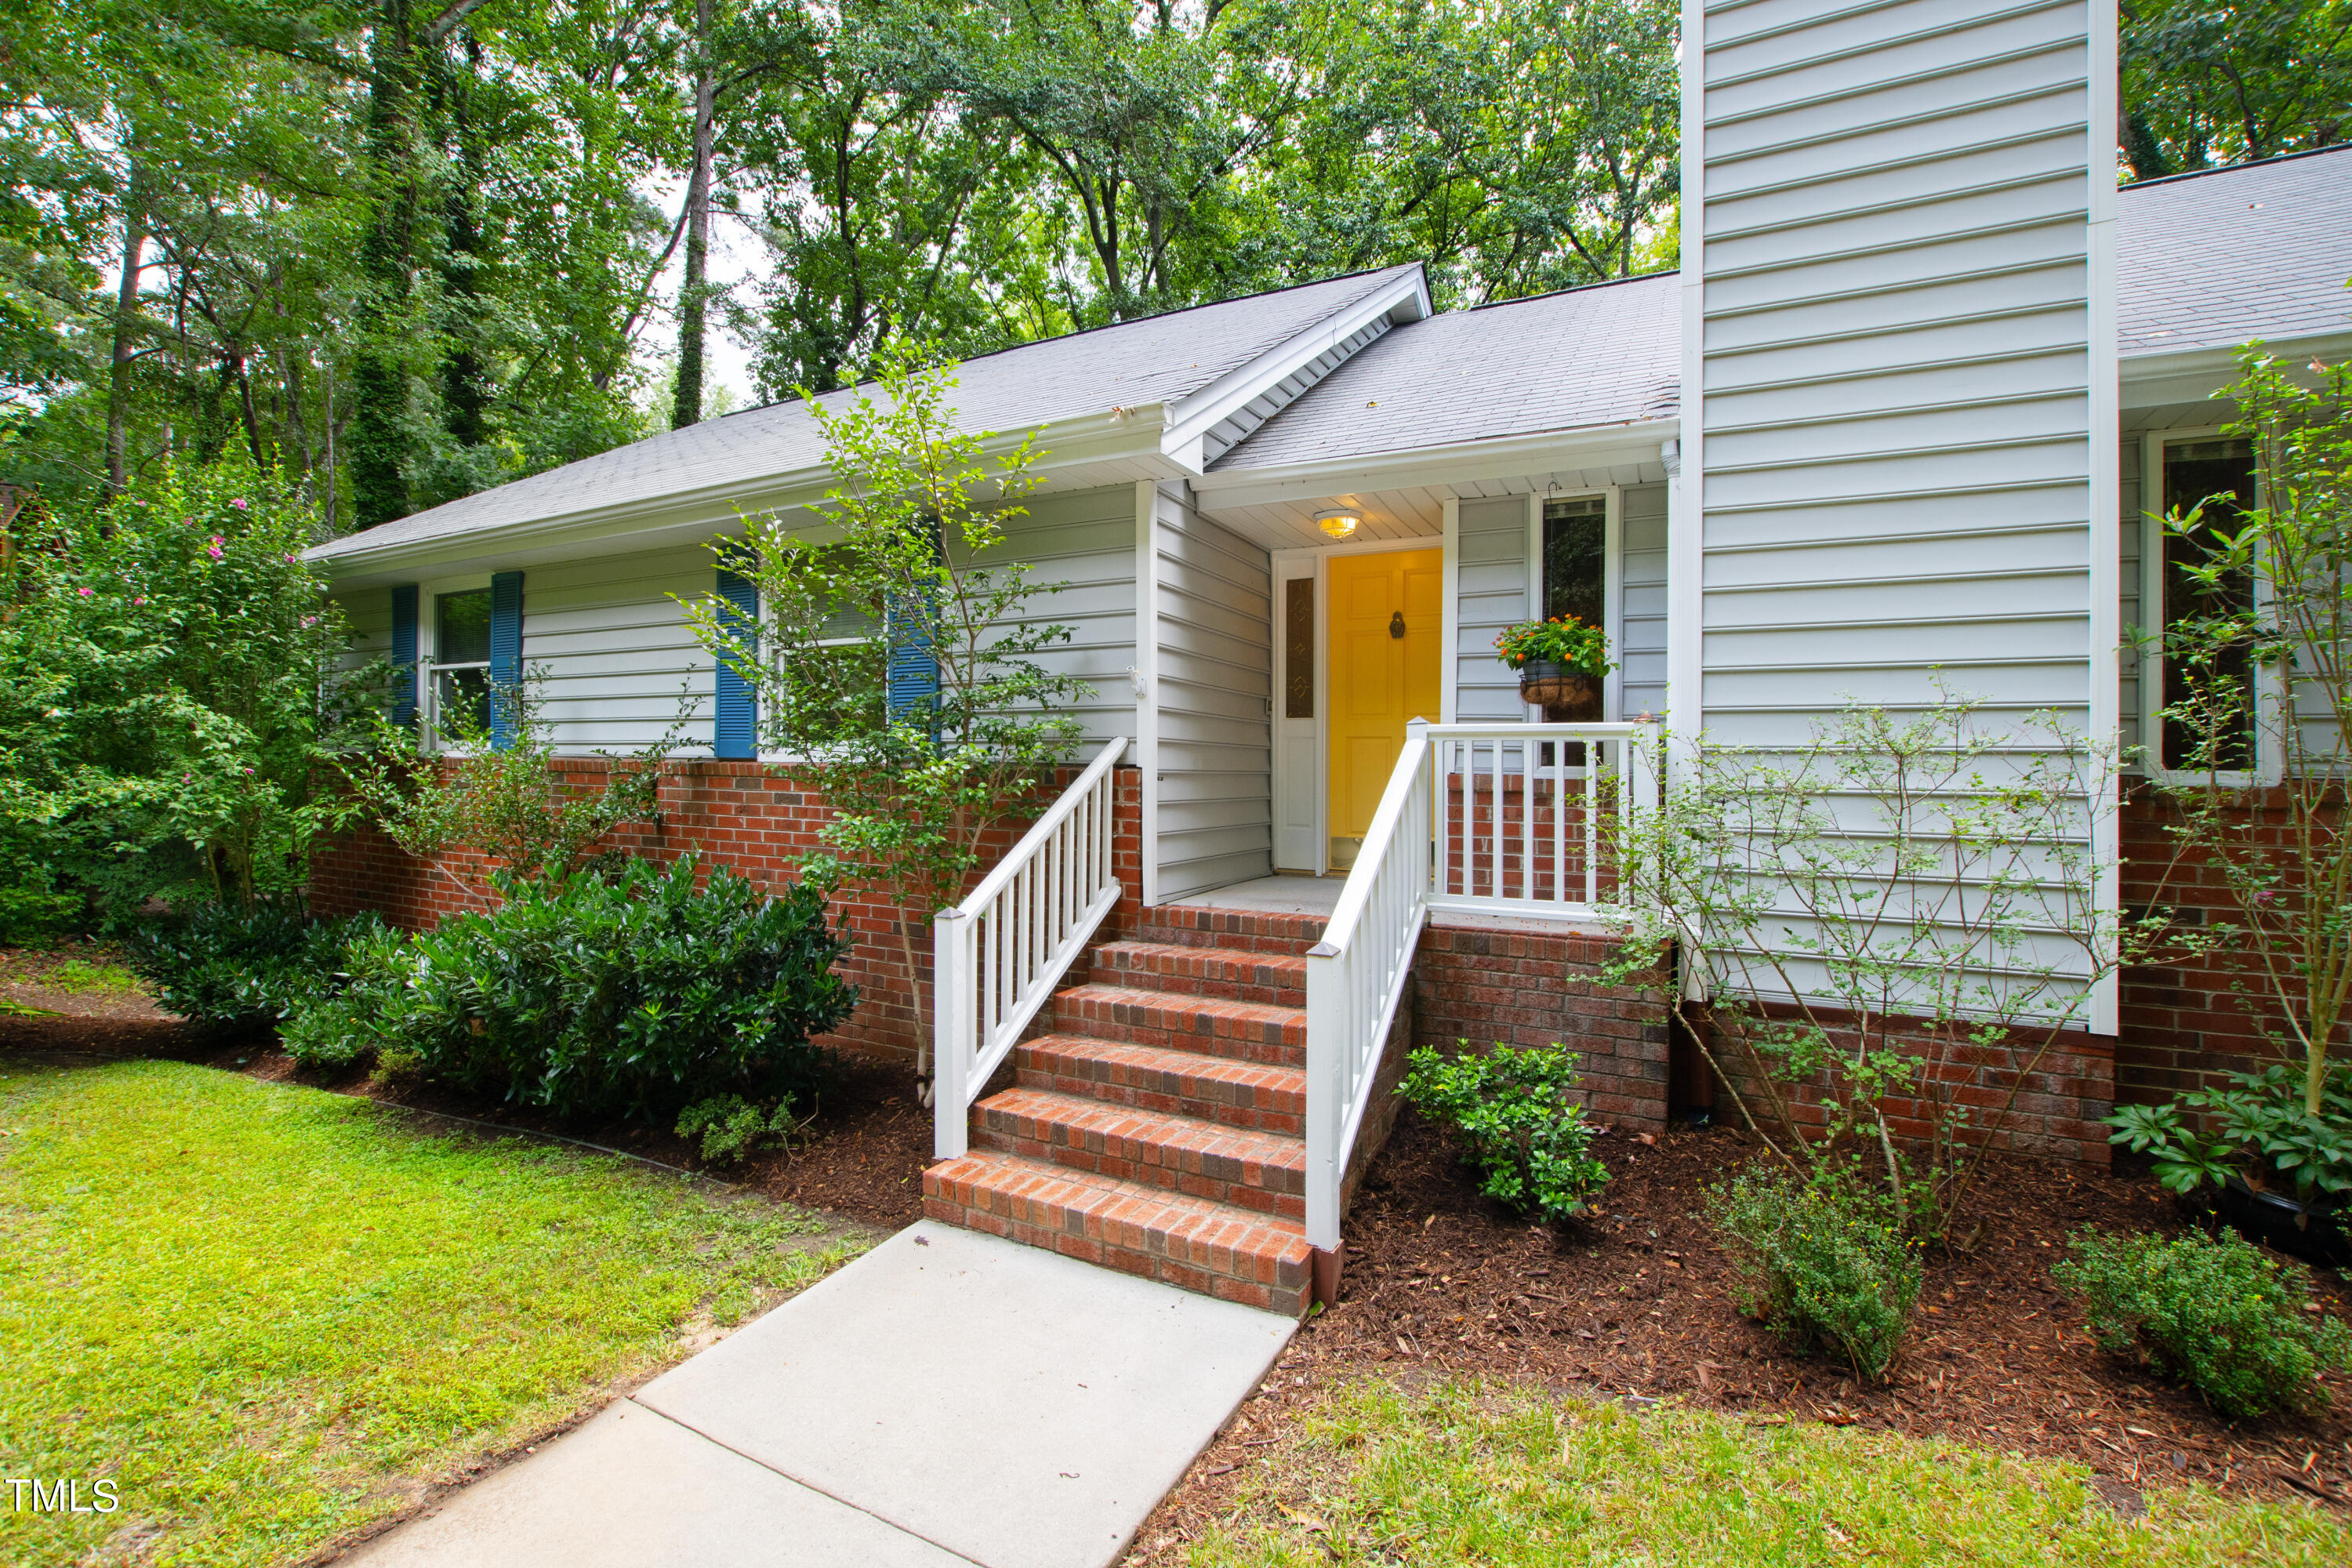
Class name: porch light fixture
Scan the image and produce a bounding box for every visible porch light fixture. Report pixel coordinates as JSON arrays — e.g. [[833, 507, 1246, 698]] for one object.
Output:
[[1315, 506, 1361, 540]]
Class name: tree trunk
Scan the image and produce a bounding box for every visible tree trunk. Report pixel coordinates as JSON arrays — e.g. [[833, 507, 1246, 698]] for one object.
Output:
[[438, 36, 492, 449], [106, 153, 147, 497], [672, 0, 717, 430], [351, 0, 423, 530]]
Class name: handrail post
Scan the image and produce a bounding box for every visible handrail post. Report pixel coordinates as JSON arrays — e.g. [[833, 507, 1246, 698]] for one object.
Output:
[[934, 908, 971, 1159], [1303, 940, 1339, 1253]]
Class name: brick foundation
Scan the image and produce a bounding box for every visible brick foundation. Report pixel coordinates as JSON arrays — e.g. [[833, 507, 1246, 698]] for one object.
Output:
[[310, 757, 1144, 1066], [1697, 1003, 2118, 1167], [2117, 785, 2345, 1105], [1410, 921, 1674, 1132]]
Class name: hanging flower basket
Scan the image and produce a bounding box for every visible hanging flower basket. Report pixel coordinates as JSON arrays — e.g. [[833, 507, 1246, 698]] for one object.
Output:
[[1495, 616, 1612, 712], [1516, 660, 1597, 710]]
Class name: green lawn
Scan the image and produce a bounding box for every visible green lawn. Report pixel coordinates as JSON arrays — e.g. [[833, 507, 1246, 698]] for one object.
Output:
[[1185, 1379, 2352, 1567], [0, 1057, 865, 1568]]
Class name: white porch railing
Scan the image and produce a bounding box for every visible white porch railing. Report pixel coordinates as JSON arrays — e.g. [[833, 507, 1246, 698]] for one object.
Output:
[[1303, 720, 1658, 1250], [933, 736, 1131, 1158]]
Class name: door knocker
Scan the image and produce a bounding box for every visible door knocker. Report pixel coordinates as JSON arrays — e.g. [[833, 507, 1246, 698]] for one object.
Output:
[[1388, 610, 1406, 640]]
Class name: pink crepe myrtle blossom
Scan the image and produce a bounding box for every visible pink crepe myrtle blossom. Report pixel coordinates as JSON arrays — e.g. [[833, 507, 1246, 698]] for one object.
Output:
[[230, 498, 249, 510], [77, 586, 93, 596]]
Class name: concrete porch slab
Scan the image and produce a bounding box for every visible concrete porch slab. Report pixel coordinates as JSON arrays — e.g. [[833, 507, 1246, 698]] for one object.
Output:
[[1170, 874, 1341, 918], [636, 1224, 1297, 1568], [342, 1400, 967, 1568]]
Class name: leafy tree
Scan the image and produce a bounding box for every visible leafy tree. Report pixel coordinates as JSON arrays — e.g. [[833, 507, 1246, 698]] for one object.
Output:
[[682, 341, 1094, 1099], [2121, 0, 2352, 180], [0, 459, 371, 914]]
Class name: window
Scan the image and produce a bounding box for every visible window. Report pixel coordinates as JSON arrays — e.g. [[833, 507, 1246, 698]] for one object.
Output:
[[1537, 495, 1606, 721], [1283, 576, 1315, 718], [2156, 437, 2257, 772], [430, 587, 493, 744]]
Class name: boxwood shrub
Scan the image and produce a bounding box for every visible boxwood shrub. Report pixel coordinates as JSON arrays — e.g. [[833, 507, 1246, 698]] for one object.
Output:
[[1396, 1041, 1610, 1223], [285, 855, 857, 1122], [1710, 1167, 1923, 1383]]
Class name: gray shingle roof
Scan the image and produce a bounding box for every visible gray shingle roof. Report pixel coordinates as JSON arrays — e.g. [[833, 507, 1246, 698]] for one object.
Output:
[[2118, 145, 2352, 358], [1209, 272, 1679, 471], [314, 264, 1421, 559]]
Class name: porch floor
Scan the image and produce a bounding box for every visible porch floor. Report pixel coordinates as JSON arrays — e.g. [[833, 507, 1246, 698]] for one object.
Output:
[[1170, 874, 1342, 920]]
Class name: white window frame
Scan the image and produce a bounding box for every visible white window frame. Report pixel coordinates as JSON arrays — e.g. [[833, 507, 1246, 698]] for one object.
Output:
[[2137, 427, 2278, 786], [1523, 485, 1623, 723], [419, 573, 494, 756]]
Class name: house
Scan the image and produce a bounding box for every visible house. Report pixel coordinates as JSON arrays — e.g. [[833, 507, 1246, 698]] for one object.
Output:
[[307, 1, 2352, 1315]]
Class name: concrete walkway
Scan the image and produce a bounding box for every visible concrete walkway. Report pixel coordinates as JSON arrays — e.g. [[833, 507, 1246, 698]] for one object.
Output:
[[346, 1225, 1297, 1568]]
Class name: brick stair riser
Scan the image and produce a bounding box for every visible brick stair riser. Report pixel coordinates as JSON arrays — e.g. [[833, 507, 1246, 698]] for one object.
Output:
[[1015, 1042, 1305, 1134], [972, 1105, 1306, 1220], [921, 1159, 1311, 1316], [1092, 946, 1308, 1008], [1051, 992, 1306, 1067], [1135, 907, 1326, 956]]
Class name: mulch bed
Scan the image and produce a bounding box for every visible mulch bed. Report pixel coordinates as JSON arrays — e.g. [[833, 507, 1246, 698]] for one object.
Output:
[[1130, 1109, 2352, 1555]]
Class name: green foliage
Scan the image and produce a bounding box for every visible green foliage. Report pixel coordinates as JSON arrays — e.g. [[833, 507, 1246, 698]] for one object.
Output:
[[45, 957, 138, 996], [288, 855, 856, 1123], [338, 670, 698, 899], [1710, 1167, 1923, 1383], [125, 898, 388, 1031], [683, 341, 1092, 1094], [2135, 354, 2352, 1127], [0, 459, 371, 917], [2107, 1064, 2352, 1207], [676, 1092, 811, 1167], [0, 884, 80, 946], [2120, 2, 2352, 180], [2056, 1226, 2352, 1421], [1603, 688, 2146, 1241], [0, 1056, 858, 1568], [1492, 614, 1613, 676], [1396, 1043, 1610, 1223]]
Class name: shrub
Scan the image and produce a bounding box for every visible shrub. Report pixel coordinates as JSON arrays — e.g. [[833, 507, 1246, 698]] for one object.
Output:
[[127, 898, 388, 1030], [1711, 1167, 1923, 1382], [0, 884, 81, 946], [2055, 1227, 2352, 1420], [1396, 1042, 1610, 1223], [289, 855, 856, 1122], [676, 1094, 812, 1167]]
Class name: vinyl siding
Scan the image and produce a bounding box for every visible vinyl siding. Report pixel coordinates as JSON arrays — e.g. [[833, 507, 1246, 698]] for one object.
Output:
[[335, 589, 394, 673], [1455, 495, 1530, 722], [1697, 0, 2101, 743], [986, 485, 1142, 749], [1621, 482, 1670, 718], [1692, 0, 2107, 1001], [524, 544, 717, 753], [1153, 484, 1274, 898]]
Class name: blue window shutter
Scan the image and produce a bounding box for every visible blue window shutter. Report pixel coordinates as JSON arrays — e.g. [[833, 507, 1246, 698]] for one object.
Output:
[[885, 587, 938, 730], [713, 568, 757, 760], [390, 583, 419, 728], [488, 570, 524, 750]]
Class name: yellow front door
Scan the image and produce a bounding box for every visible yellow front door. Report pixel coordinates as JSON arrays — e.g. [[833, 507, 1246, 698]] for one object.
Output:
[[1327, 548, 1442, 869]]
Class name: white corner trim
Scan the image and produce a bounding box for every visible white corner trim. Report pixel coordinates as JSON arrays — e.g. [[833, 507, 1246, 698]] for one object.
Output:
[[1604, 485, 1625, 723], [1668, 0, 1705, 775], [1439, 496, 1461, 724], [1134, 479, 1162, 907], [2086, 1, 2122, 1038]]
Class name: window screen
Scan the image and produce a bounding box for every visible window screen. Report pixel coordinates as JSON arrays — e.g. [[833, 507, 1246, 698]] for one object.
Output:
[[2159, 438, 2257, 771], [433, 588, 493, 741], [436, 588, 492, 665]]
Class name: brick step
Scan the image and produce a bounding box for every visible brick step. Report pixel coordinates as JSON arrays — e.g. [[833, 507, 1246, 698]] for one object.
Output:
[[1051, 982, 1305, 1066], [1136, 903, 1328, 956], [1016, 1034, 1306, 1134], [974, 1087, 1307, 1218], [924, 1149, 1312, 1317], [1090, 941, 1308, 1007]]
